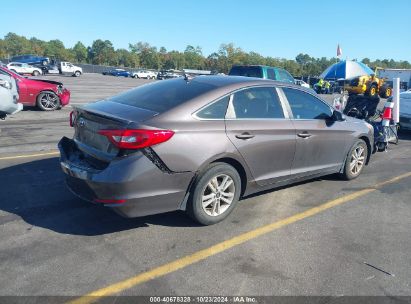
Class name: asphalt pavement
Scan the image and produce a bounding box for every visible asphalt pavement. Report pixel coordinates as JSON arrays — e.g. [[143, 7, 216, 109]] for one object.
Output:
[[0, 73, 410, 301]]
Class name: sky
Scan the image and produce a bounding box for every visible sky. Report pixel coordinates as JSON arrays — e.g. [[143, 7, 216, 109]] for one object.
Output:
[[2, 0, 411, 62]]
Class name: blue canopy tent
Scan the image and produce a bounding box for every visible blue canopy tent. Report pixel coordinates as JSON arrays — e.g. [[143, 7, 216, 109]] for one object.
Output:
[[320, 60, 374, 80]]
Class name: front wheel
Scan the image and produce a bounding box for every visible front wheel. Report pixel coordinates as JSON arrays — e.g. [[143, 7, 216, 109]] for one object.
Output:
[[340, 139, 368, 180], [74, 71, 81, 77], [187, 163, 241, 225], [366, 84, 378, 98], [37, 91, 61, 111], [32, 70, 40, 76]]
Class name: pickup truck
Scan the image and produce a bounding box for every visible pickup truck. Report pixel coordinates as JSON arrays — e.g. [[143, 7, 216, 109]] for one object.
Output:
[[36, 61, 83, 77], [59, 62, 82, 77]]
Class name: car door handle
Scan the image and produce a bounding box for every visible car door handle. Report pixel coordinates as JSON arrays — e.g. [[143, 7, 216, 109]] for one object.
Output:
[[297, 132, 312, 138], [235, 132, 255, 140]]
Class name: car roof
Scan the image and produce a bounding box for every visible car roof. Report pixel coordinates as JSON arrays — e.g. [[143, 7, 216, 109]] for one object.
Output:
[[231, 64, 287, 70], [190, 75, 304, 91]]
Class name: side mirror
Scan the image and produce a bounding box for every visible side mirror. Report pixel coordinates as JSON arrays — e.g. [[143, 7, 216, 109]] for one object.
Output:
[[330, 110, 346, 122]]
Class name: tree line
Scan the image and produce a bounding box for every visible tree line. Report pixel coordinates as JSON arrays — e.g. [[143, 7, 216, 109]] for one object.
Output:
[[1, 32, 410, 76]]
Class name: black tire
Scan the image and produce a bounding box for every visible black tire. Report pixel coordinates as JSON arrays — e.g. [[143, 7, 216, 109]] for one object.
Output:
[[32, 70, 40, 76], [379, 86, 392, 99], [365, 84, 378, 98], [340, 139, 368, 180], [36, 91, 61, 111], [187, 163, 241, 225], [74, 71, 81, 77], [42, 60, 48, 66]]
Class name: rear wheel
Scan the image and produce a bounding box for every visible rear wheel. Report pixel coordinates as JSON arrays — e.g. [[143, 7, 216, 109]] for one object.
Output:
[[340, 139, 368, 180], [42, 60, 48, 66], [37, 91, 61, 111], [379, 86, 392, 98], [32, 70, 40, 76], [187, 163, 241, 225]]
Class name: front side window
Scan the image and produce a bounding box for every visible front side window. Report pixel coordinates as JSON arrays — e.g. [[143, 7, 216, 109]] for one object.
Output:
[[282, 88, 332, 119], [231, 87, 284, 119], [196, 96, 229, 119]]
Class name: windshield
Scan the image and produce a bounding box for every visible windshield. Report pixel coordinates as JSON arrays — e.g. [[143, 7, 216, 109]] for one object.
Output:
[[109, 78, 217, 113], [229, 66, 263, 78]]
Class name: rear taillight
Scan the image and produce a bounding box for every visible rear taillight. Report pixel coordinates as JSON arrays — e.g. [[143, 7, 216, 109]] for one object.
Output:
[[98, 129, 174, 149], [94, 198, 126, 204], [69, 111, 76, 127]]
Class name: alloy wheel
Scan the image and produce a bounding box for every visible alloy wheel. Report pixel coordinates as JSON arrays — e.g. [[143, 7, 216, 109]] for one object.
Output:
[[349, 146, 365, 175], [40, 93, 59, 110], [201, 174, 235, 216]]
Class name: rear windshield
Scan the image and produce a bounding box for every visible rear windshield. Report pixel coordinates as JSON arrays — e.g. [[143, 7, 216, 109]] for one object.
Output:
[[229, 66, 263, 78], [109, 79, 217, 113]]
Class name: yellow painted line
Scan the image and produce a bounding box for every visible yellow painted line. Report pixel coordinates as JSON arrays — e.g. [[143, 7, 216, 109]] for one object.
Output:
[[0, 151, 59, 161], [67, 171, 411, 304]]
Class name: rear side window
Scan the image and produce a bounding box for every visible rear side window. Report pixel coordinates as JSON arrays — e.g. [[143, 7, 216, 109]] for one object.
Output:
[[282, 88, 332, 119], [110, 79, 217, 113], [231, 87, 284, 119], [229, 66, 263, 78], [277, 69, 294, 83], [196, 96, 229, 119]]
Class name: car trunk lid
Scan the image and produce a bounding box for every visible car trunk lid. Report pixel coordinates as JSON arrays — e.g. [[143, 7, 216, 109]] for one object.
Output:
[[73, 101, 158, 161]]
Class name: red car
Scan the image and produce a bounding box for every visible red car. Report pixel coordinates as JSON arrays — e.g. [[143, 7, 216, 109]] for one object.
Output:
[[0, 66, 70, 111]]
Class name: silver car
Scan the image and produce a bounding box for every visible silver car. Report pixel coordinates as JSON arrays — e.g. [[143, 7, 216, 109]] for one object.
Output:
[[59, 76, 374, 225]]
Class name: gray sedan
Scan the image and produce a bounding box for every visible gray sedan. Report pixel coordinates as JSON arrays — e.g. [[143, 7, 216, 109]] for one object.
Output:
[[59, 76, 374, 225]]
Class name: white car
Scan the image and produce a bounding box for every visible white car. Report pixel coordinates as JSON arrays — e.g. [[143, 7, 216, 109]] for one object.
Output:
[[295, 79, 310, 88], [7, 62, 42, 76], [0, 79, 23, 119], [399, 91, 411, 130], [132, 70, 157, 79]]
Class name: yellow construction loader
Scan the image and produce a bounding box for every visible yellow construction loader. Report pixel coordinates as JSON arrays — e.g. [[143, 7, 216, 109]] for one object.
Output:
[[344, 68, 392, 98]]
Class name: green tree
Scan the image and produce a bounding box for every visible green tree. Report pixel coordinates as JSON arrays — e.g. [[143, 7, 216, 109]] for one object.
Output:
[[44, 39, 73, 60], [89, 39, 116, 65], [72, 41, 88, 63], [184, 45, 204, 69], [3, 32, 31, 55], [129, 42, 159, 69], [116, 48, 139, 67], [0, 40, 7, 58], [29, 37, 46, 56]]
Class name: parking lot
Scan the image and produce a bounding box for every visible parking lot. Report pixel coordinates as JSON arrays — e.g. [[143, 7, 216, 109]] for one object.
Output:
[[1, 73, 411, 301]]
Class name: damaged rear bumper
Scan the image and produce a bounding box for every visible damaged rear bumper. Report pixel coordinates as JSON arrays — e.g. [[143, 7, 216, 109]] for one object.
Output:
[[58, 136, 194, 217]]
